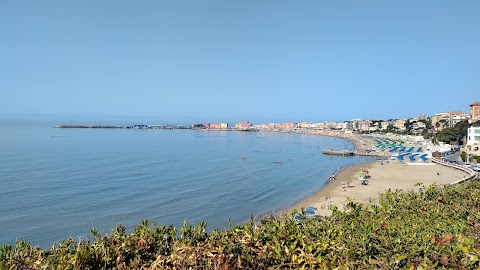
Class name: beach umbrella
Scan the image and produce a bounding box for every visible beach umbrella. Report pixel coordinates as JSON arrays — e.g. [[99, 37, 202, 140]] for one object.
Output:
[[304, 209, 315, 215], [357, 172, 367, 179], [360, 168, 369, 174]]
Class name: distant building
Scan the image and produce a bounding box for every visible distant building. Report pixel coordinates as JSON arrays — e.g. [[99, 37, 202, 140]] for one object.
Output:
[[432, 111, 469, 131], [359, 120, 371, 132], [411, 121, 426, 130], [235, 121, 252, 130], [298, 122, 310, 128], [192, 123, 228, 129], [336, 122, 349, 130], [381, 121, 390, 130], [470, 102, 480, 123], [415, 114, 428, 121], [350, 119, 361, 131], [220, 123, 228, 129], [192, 123, 206, 129], [369, 121, 380, 132], [209, 123, 222, 129], [450, 112, 469, 126], [393, 119, 406, 131]]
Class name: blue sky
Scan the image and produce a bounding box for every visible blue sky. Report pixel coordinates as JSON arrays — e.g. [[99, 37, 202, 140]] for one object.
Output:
[[1, 1, 479, 124]]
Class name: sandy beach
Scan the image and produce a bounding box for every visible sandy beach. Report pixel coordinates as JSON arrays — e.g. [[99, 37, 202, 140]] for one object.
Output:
[[290, 134, 472, 216]]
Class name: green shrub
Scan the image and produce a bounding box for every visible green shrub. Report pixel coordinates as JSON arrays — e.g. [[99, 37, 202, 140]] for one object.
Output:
[[2, 183, 480, 269], [461, 151, 480, 163]]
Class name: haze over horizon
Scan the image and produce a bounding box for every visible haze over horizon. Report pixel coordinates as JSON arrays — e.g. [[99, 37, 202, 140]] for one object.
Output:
[[1, 1, 479, 124]]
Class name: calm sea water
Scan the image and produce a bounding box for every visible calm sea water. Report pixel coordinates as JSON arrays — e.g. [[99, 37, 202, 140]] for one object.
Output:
[[0, 119, 371, 247]]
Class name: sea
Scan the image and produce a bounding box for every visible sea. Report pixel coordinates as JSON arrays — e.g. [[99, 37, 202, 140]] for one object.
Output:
[[0, 118, 372, 248]]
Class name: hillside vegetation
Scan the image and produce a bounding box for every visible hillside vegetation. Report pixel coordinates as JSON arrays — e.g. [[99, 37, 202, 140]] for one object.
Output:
[[2, 182, 480, 269]]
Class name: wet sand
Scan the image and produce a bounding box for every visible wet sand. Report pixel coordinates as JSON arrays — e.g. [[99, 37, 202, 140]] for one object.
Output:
[[289, 134, 471, 216]]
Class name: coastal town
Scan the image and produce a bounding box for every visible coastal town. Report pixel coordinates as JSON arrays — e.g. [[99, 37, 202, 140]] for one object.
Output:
[[290, 101, 480, 217], [54, 101, 480, 158]]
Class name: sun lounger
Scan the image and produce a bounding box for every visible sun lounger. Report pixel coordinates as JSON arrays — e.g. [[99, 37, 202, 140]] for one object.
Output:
[[409, 154, 419, 162], [389, 146, 399, 153], [398, 153, 409, 161]]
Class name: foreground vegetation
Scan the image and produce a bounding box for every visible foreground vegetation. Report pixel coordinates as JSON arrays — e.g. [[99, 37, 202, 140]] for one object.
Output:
[[2, 182, 480, 269]]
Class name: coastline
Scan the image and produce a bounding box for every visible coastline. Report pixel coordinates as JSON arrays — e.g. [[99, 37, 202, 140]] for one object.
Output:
[[288, 133, 471, 216]]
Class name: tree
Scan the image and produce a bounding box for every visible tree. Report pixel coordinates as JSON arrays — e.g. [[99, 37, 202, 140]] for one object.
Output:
[[436, 120, 469, 144], [404, 120, 413, 133]]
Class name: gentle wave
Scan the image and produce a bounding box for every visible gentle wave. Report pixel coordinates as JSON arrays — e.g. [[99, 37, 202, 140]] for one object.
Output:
[[0, 122, 372, 247]]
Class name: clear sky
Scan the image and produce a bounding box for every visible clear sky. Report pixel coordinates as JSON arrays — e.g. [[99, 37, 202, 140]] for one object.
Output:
[[1, 1, 479, 124]]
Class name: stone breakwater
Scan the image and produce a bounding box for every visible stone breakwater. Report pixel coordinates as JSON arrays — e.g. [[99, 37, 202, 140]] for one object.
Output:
[[53, 124, 191, 129]]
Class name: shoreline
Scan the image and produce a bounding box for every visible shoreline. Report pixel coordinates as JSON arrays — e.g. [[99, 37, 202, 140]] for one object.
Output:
[[287, 133, 471, 216]]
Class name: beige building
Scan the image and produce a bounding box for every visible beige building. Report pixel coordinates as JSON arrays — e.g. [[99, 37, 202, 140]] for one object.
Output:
[[393, 119, 406, 131], [470, 102, 480, 123], [209, 123, 221, 129], [235, 121, 252, 130], [432, 111, 469, 131]]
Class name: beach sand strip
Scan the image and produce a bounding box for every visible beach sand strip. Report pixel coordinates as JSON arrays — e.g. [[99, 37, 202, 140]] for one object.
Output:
[[289, 135, 471, 216]]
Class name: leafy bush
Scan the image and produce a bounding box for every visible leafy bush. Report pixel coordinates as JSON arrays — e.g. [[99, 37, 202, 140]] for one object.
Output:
[[461, 152, 480, 163], [2, 183, 480, 269]]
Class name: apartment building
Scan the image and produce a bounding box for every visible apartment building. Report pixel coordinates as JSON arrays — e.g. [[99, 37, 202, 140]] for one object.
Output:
[[466, 126, 480, 155], [381, 121, 391, 130], [470, 102, 480, 123], [235, 121, 252, 130], [393, 119, 406, 131], [432, 111, 469, 131]]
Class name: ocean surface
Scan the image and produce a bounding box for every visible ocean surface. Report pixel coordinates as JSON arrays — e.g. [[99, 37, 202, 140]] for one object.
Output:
[[0, 119, 372, 247]]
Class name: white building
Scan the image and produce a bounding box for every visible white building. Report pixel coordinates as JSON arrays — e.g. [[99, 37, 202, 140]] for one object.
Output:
[[412, 121, 426, 130], [466, 126, 480, 155]]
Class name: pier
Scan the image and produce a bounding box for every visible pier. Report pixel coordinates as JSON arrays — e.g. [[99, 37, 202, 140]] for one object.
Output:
[[322, 150, 354, 156], [53, 124, 191, 130], [322, 149, 390, 158]]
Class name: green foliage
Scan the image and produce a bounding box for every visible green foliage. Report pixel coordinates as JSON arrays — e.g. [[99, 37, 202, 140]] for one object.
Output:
[[436, 120, 469, 144], [2, 183, 480, 269], [461, 151, 480, 163]]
